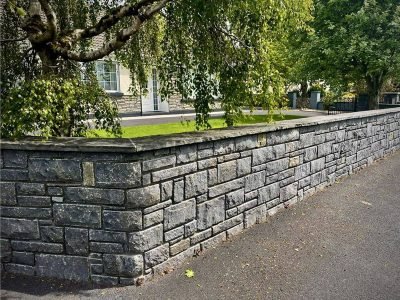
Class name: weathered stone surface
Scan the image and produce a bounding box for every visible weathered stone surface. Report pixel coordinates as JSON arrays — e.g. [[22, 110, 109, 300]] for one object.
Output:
[[1, 239, 11, 262], [184, 220, 197, 237], [143, 155, 176, 171], [126, 184, 160, 208], [165, 226, 184, 242], [90, 242, 124, 253], [4, 263, 35, 276], [235, 135, 258, 151], [208, 168, 218, 186], [218, 160, 237, 183], [89, 230, 127, 243], [82, 162, 95, 186], [152, 162, 197, 182], [311, 157, 326, 173], [161, 181, 173, 201], [258, 183, 280, 203], [12, 251, 34, 266], [143, 200, 172, 214], [3, 151, 27, 168], [173, 180, 184, 203], [197, 196, 225, 230], [65, 228, 89, 255], [17, 196, 51, 207], [170, 239, 190, 256], [144, 210, 164, 228], [289, 156, 300, 168], [280, 183, 298, 201], [266, 158, 289, 176], [90, 264, 103, 274], [64, 187, 125, 206], [29, 158, 82, 182], [226, 188, 244, 209], [0, 182, 16, 205], [244, 205, 267, 228], [318, 143, 332, 157], [201, 232, 226, 250], [128, 224, 163, 253], [0, 169, 29, 181], [47, 186, 63, 196], [237, 157, 251, 177], [1, 218, 39, 240], [237, 199, 258, 214], [16, 183, 45, 195], [11, 241, 63, 253], [53, 204, 101, 228], [185, 171, 208, 199], [103, 254, 143, 277], [40, 226, 64, 243], [164, 199, 196, 231], [190, 229, 212, 245], [1, 207, 52, 219], [144, 244, 169, 268], [244, 171, 265, 192], [214, 140, 235, 155], [103, 210, 142, 231], [268, 129, 300, 145], [91, 275, 119, 286], [198, 158, 217, 170], [252, 144, 285, 166], [177, 145, 197, 164], [212, 215, 243, 234], [94, 162, 141, 188], [208, 178, 244, 198], [36, 254, 89, 281]]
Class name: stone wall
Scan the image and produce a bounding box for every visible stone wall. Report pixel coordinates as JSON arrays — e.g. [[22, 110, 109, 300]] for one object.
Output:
[[1, 109, 399, 285]]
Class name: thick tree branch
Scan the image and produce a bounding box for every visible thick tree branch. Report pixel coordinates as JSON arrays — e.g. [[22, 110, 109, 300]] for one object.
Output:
[[37, 0, 58, 40], [54, 0, 171, 62]]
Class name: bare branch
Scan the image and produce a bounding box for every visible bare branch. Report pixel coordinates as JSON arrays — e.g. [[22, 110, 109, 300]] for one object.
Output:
[[54, 0, 171, 62], [37, 0, 58, 40]]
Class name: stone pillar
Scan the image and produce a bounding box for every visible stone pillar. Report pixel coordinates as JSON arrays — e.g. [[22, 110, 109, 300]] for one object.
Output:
[[287, 92, 297, 109], [310, 91, 321, 109]]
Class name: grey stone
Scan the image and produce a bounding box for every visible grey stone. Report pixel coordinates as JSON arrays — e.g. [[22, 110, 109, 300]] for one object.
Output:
[[185, 171, 208, 199], [311, 157, 326, 173], [218, 160, 237, 183], [318, 142, 333, 157], [90, 264, 103, 274], [214, 140, 235, 155], [128, 224, 163, 252], [184, 220, 197, 237], [144, 244, 169, 268], [170, 239, 190, 256], [36, 254, 89, 281], [29, 158, 82, 182], [0, 169, 29, 181], [268, 129, 299, 145], [226, 188, 245, 208], [65, 228, 89, 255], [212, 215, 243, 234], [299, 132, 315, 148], [245, 190, 258, 201], [103, 254, 143, 277], [177, 145, 197, 164], [126, 184, 160, 208], [3, 150, 27, 168], [294, 163, 311, 180], [82, 162, 95, 186], [16, 183, 45, 195], [90, 242, 124, 253], [143, 155, 176, 171], [52, 197, 63, 203], [4, 263, 35, 276], [201, 232, 226, 250], [310, 172, 322, 187], [152, 162, 197, 182], [258, 183, 280, 203], [289, 156, 300, 167], [237, 199, 259, 214], [143, 200, 172, 214], [208, 168, 218, 186], [219, 153, 240, 163], [0, 182, 16, 205], [40, 226, 64, 243], [95, 162, 141, 188], [244, 205, 267, 228], [252, 145, 285, 166], [47, 186, 63, 196], [161, 181, 173, 201], [1, 218, 39, 239], [304, 146, 318, 162], [190, 229, 212, 245], [235, 135, 258, 151], [198, 148, 214, 159], [266, 158, 289, 176], [197, 196, 225, 230], [91, 275, 119, 286], [17, 196, 51, 207], [11, 241, 63, 253], [1, 207, 52, 219], [164, 199, 196, 230], [165, 226, 184, 242], [227, 223, 244, 239], [89, 230, 127, 243], [280, 183, 298, 201], [1, 239, 11, 262], [144, 210, 164, 228], [244, 171, 265, 192], [12, 252, 34, 266], [173, 180, 184, 203], [198, 158, 217, 169], [237, 157, 252, 177], [53, 204, 102, 228], [299, 176, 311, 189], [208, 178, 244, 198], [64, 187, 125, 205], [104, 210, 142, 231], [286, 141, 300, 153]]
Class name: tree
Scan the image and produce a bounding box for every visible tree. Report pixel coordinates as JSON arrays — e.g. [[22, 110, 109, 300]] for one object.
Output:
[[304, 0, 400, 109], [1, 0, 312, 137]]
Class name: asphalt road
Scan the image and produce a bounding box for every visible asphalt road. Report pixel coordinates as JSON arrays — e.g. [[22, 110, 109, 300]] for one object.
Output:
[[2, 150, 399, 300]]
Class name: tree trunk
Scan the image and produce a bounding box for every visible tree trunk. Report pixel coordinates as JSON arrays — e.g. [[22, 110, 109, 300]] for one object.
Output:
[[366, 74, 385, 110]]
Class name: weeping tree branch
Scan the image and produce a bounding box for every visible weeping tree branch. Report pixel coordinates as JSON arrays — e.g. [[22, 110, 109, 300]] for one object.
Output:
[[36, 0, 58, 41]]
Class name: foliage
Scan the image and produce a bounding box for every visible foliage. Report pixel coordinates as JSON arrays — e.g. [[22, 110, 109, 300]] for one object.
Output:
[[184, 269, 194, 278], [0, 76, 121, 138], [1, 0, 313, 137]]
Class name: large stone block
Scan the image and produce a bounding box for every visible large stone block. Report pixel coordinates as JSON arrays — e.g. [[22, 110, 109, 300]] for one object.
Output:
[[16, 183, 45, 195], [185, 171, 208, 199], [266, 158, 289, 176], [1, 239, 11, 262], [90, 242, 124, 253], [144, 244, 169, 268], [17, 196, 51, 207], [311, 157, 326, 173], [89, 230, 127, 243], [1, 207, 52, 219], [95, 162, 141, 188], [252, 145, 285, 166], [280, 183, 298, 202], [235, 135, 258, 151], [3, 150, 27, 168], [12, 251, 35, 266], [128, 224, 163, 253], [126, 184, 160, 208], [214, 140, 235, 155], [177, 145, 197, 164], [29, 158, 82, 182], [0, 218, 39, 239], [103, 210, 142, 231], [11, 241, 63, 253], [164, 199, 196, 231], [152, 162, 197, 182], [143, 155, 176, 172], [226, 188, 244, 209], [294, 163, 311, 180], [208, 178, 244, 198], [103, 254, 143, 277], [36, 254, 89, 282], [53, 204, 101, 228], [217, 160, 237, 183], [65, 228, 89, 255], [237, 157, 251, 177], [244, 171, 265, 192], [268, 129, 300, 145], [258, 183, 280, 203], [0, 182, 16, 205], [0, 169, 29, 181], [40, 226, 64, 243], [197, 196, 225, 230], [64, 187, 125, 205]]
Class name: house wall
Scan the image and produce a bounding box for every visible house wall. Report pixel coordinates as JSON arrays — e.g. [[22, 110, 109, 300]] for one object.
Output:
[[1, 108, 399, 285]]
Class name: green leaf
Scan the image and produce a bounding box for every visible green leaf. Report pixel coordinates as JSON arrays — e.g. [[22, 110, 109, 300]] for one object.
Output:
[[185, 269, 195, 278]]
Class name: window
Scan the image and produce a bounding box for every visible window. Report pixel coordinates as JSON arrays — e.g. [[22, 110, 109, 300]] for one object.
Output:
[[95, 61, 119, 92]]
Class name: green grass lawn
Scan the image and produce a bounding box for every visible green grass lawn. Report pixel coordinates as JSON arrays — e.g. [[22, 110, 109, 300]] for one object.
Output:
[[92, 114, 303, 138]]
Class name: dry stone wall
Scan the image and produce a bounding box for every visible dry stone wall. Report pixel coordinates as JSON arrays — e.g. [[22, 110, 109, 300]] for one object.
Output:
[[1, 109, 399, 285]]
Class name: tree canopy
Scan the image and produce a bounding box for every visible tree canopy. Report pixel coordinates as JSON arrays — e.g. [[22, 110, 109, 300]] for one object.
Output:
[[1, 0, 312, 137]]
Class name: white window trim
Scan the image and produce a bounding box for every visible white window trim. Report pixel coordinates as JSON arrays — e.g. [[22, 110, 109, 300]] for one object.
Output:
[[96, 61, 120, 93]]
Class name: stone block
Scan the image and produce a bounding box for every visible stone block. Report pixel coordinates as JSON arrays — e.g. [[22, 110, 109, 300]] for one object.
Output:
[[91, 275, 119, 286], [289, 156, 300, 168], [237, 199, 258, 214], [177, 145, 197, 164], [252, 145, 285, 166], [208, 178, 244, 198], [90, 264, 103, 274], [294, 163, 311, 180], [53, 204, 102, 228], [244, 205, 267, 228], [95, 162, 141, 188], [29, 158, 82, 182], [144, 210, 164, 228], [152, 162, 197, 182], [299, 132, 315, 148], [1, 239, 11, 262], [1, 218, 39, 240], [170, 239, 190, 256], [144, 244, 169, 268], [0, 182, 16, 205], [311, 157, 326, 173], [16, 183, 45, 195], [126, 184, 160, 208], [65, 228, 89, 255], [64, 187, 124, 205], [208, 168, 218, 186], [4, 263, 35, 276], [198, 148, 214, 159], [258, 183, 280, 203], [173, 180, 184, 203], [201, 232, 226, 250], [11, 241, 63, 253], [36, 254, 89, 281], [82, 162, 95, 186], [190, 229, 212, 245], [185, 171, 208, 199], [47, 186, 63, 196], [197, 196, 225, 230], [217, 160, 237, 183], [226, 188, 245, 209], [184, 220, 197, 237], [198, 158, 217, 170], [12, 252, 34, 266], [128, 224, 163, 253], [3, 150, 27, 168], [165, 226, 184, 242], [143, 155, 176, 172], [89, 230, 127, 243], [280, 183, 298, 202], [235, 135, 258, 151], [244, 171, 265, 192], [164, 199, 196, 231], [268, 129, 299, 145], [214, 140, 235, 155], [0, 169, 29, 181], [104, 210, 142, 231], [212, 215, 243, 234], [143, 200, 172, 214], [237, 157, 251, 177], [90, 242, 124, 253], [266, 158, 289, 176], [1, 207, 52, 219], [161, 181, 173, 201], [40, 226, 64, 243], [17, 196, 51, 207]]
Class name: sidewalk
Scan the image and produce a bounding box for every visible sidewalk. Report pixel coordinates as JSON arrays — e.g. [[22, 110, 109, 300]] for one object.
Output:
[[2, 151, 399, 300]]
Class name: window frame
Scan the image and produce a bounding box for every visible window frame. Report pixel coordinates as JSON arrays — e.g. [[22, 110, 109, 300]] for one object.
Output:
[[95, 60, 120, 93]]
